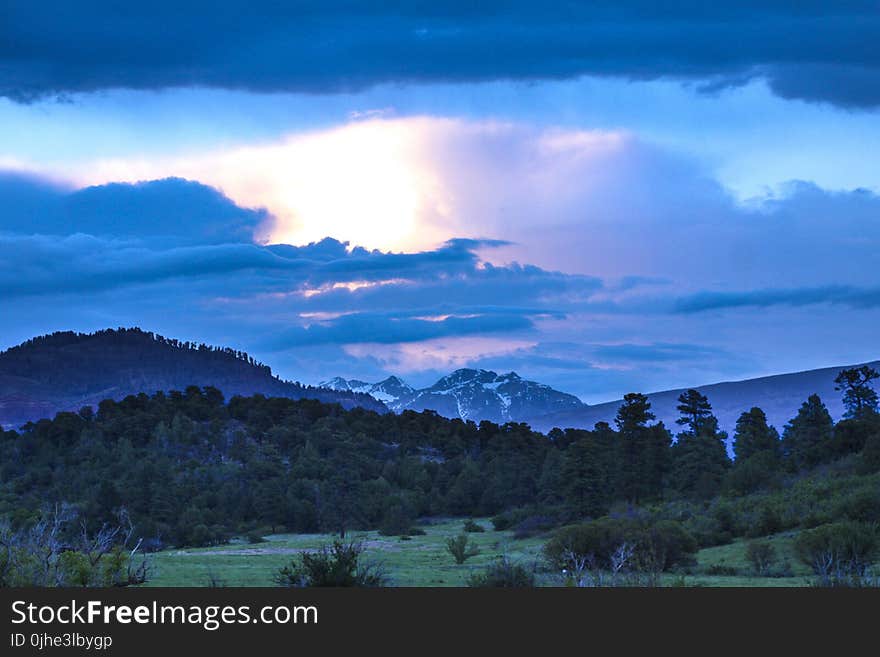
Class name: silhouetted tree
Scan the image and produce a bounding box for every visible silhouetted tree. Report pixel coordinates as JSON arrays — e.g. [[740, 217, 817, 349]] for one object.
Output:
[[671, 392, 729, 499], [675, 389, 714, 434], [782, 394, 834, 470], [733, 407, 780, 461], [834, 366, 879, 419]]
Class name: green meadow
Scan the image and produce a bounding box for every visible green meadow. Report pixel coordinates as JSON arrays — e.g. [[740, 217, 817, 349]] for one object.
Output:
[[145, 518, 816, 587]]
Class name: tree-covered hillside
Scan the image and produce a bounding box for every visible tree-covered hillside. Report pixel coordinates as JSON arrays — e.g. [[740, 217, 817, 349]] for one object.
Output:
[[0, 328, 386, 428], [1, 367, 878, 558]]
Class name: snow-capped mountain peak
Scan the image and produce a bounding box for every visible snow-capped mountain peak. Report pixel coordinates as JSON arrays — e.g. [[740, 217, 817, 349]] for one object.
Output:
[[320, 368, 584, 424], [319, 375, 415, 410]]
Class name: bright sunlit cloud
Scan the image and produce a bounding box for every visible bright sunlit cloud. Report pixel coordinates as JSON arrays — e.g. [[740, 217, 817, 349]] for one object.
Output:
[[70, 118, 455, 251], [65, 117, 628, 255]]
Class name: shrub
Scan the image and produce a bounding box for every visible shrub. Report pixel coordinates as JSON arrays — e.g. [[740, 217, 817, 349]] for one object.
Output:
[[446, 534, 480, 564], [705, 563, 739, 576], [378, 504, 417, 537], [745, 540, 776, 576], [512, 515, 555, 539], [491, 508, 530, 531], [468, 558, 535, 587], [246, 531, 266, 544], [189, 523, 214, 547], [795, 521, 879, 586], [745, 504, 783, 538], [273, 541, 388, 587], [859, 435, 880, 474], [463, 519, 485, 533], [544, 517, 697, 573], [836, 488, 880, 523]]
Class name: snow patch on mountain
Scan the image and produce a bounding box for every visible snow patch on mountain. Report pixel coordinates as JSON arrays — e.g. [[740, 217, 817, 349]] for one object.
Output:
[[321, 368, 585, 424]]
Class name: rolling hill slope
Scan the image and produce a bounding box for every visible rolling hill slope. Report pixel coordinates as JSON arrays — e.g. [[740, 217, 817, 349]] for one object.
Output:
[[0, 328, 386, 428]]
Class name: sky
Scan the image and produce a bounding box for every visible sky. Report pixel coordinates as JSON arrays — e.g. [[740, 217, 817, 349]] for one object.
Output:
[[1, 2, 880, 403]]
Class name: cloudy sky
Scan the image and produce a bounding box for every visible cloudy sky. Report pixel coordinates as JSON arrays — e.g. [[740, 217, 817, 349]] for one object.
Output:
[[2, 2, 880, 402]]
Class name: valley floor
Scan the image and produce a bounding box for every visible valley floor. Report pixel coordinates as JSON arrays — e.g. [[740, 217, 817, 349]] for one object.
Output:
[[145, 518, 818, 587]]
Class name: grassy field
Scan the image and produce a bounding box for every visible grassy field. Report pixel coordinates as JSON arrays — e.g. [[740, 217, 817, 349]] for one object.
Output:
[[146, 518, 546, 587], [145, 519, 817, 587]]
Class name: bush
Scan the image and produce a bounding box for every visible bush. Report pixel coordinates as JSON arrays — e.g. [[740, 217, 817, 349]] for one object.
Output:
[[468, 558, 535, 587], [684, 511, 733, 548], [705, 563, 739, 576], [725, 453, 782, 496], [246, 531, 266, 544], [745, 540, 776, 576], [859, 435, 880, 474], [795, 521, 879, 586], [836, 488, 880, 523], [544, 517, 698, 573], [273, 541, 388, 587], [463, 519, 485, 533], [744, 504, 783, 538], [491, 508, 530, 531], [446, 534, 480, 564], [512, 515, 555, 539], [378, 504, 417, 537]]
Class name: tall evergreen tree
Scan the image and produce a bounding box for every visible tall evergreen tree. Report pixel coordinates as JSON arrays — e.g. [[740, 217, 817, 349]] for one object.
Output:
[[782, 394, 834, 470], [615, 393, 653, 503], [675, 389, 714, 434], [834, 366, 879, 419], [612, 393, 669, 503], [561, 433, 611, 518], [671, 392, 730, 499], [639, 422, 673, 500], [733, 407, 780, 461]]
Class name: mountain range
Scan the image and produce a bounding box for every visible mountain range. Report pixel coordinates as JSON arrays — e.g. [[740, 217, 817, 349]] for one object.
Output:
[[325, 361, 877, 436], [1, 328, 874, 438], [321, 369, 584, 424]]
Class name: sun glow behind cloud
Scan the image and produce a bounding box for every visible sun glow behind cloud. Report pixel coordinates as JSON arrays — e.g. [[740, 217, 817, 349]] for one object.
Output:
[[65, 117, 629, 256], [72, 118, 459, 252]]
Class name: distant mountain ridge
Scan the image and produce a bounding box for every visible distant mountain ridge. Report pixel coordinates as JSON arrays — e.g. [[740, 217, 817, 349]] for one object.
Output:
[[3, 328, 875, 439], [0, 329, 386, 429], [321, 368, 585, 424], [529, 360, 880, 436]]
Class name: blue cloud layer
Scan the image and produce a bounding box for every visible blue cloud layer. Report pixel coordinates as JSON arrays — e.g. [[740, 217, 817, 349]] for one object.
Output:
[[2, 2, 879, 108]]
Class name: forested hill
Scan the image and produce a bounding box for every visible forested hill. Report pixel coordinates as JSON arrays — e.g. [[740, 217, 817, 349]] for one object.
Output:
[[0, 328, 386, 428]]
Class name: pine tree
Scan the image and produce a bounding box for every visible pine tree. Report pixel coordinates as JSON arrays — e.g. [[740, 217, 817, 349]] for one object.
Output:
[[613, 393, 669, 503], [675, 389, 714, 434], [782, 394, 834, 470], [834, 366, 879, 419], [561, 432, 611, 518], [733, 407, 780, 461], [615, 393, 652, 503], [671, 391, 730, 499], [671, 417, 730, 499]]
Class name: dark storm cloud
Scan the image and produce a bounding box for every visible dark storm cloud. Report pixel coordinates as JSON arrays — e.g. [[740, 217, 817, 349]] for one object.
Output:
[[592, 342, 727, 362], [0, 173, 267, 244], [2, 2, 879, 108], [260, 312, 536, 349], [674, 285, 880, 313]]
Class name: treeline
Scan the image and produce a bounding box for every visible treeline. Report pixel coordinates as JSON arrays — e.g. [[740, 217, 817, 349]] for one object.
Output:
[[5, 328, 269, 370], [0, 368, 878, 552]]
